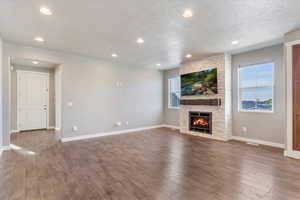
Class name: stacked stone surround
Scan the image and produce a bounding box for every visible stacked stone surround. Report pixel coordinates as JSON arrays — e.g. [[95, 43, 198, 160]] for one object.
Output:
[[180, 54, 232, 141]]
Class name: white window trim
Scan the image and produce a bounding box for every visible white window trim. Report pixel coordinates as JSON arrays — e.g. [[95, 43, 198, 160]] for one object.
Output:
[[168, 77, 180, 109], [238, 62, 275, 113]]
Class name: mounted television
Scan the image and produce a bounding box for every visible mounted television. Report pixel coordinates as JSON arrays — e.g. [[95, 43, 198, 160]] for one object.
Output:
[[181, 68, 218, 96]]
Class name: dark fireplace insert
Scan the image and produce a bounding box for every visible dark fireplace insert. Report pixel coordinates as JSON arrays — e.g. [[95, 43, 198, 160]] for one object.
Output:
[[189, 112, 212, 134]]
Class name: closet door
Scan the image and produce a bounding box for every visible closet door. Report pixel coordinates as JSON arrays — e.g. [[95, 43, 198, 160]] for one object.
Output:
[[293, 44, 300, 150]]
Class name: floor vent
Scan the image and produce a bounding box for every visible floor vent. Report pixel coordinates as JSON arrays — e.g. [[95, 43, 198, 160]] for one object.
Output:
[[246, 142, 259, 146]]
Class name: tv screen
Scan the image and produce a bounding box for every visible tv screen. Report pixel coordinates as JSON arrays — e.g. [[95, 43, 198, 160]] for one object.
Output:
[[181, 68, 218, 96]]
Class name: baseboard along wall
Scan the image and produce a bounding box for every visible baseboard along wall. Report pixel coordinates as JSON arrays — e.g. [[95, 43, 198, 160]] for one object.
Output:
[[52, 124, 286, 150], [231, 136, 285, 149], [61, 125, 166, 142]]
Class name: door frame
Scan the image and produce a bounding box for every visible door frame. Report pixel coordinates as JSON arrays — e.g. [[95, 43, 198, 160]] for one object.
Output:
[[16, 70, 50, 131], [285, 40, 300, 159]]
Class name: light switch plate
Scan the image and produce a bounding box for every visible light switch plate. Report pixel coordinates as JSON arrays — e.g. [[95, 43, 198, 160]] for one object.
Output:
[[242, 126, 247, 132]]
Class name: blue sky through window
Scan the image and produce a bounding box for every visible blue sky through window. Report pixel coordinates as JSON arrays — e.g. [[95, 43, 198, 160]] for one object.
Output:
[[239, 63, 274, 101], [239, 63, 273, 88]]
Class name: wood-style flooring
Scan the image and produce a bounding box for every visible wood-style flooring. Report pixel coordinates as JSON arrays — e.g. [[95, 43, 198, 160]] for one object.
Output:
[[1, 128, 300, 200]]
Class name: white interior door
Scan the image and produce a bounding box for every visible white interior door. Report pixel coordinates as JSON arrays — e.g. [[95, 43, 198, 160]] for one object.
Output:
[[17, 71, 49, 131]]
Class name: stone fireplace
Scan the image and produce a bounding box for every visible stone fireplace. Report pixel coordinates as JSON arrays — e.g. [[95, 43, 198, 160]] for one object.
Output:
[[179, 54, 232, 141]]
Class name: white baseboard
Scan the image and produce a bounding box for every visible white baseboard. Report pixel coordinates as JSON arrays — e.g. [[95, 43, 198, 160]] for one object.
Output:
[[162, 124, 180, 130], [0, 146, 11, 151], [231, 136, 285, 149], [284, 150, 300, 159], [60, 125, 285, 150], [48, 126, 56, 130], [61, 125, 164, 142], [10, 130, 20, 134]]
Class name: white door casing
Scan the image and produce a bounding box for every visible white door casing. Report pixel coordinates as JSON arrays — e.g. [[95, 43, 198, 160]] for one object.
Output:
[[17, 71, 49, 131]]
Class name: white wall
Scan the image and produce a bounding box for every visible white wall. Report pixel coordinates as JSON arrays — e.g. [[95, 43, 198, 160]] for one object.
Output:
[[55, 66, 62, 131], [2, 42, 163, 145]]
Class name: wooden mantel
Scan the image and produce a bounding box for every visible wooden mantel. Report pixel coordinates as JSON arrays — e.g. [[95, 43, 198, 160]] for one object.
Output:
[[180, 98, 221, 106]]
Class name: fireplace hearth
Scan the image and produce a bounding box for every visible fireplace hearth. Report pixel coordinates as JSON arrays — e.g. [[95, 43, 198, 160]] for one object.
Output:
[[189, 112, 212, 134]]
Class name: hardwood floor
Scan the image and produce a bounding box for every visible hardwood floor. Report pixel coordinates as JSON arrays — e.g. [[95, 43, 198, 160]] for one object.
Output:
[[1, 128, 300, 200]]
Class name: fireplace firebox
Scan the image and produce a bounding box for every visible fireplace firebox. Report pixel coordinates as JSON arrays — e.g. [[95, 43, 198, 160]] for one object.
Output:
[[189, 112, 212, 134]]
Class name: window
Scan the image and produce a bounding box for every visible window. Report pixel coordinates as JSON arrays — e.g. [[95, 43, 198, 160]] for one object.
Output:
[[168, 77, 180, 109], [238, 62, 274, 112]]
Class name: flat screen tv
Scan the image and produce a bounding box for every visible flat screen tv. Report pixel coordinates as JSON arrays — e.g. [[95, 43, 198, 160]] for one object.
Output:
[[181, 68, 218, 96]]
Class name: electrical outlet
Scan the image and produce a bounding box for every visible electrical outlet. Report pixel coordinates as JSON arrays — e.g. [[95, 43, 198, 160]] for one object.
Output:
[[242, 126, 247, 133], [72, 126, 78, 132], [116, 81, 123, 87], [115, 122, 122, 127], [125, 121, 129, 125], [67, 102, 73, 107]]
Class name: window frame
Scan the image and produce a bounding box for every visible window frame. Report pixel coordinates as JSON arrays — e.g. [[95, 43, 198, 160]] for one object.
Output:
[[238, 61, 275, 114], [168, 76, 180, 109]]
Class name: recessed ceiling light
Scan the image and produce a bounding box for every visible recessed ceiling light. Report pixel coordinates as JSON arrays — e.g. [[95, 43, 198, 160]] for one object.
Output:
[[34, 37, 44, 42], [32, 61, 39, 65], [136, 38, 144, 44], [183, 9, 193, 18], [156, 63, 161, 66], [40, 7, 53, 15], [112, 53, 118, 58], [185, 54, 192, 58], [232, 40, 239, 45]]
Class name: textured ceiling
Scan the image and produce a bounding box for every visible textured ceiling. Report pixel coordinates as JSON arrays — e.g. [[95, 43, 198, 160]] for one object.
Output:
[[0, 0, 300, 69]]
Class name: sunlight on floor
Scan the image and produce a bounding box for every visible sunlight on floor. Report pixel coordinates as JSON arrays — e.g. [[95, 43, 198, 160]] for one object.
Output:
[[10, 144, 36, 155], [156, 137, 184, 199]]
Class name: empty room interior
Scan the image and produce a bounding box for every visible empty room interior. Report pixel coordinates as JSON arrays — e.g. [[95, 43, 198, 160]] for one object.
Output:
[[1, 1, 300, 199]]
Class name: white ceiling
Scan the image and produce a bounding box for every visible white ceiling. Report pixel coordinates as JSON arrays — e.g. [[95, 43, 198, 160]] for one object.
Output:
[[0, 0, 300, 70]]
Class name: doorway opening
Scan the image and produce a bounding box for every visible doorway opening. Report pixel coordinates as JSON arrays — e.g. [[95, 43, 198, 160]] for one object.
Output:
[[9, 57, 62, 149]]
